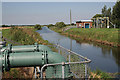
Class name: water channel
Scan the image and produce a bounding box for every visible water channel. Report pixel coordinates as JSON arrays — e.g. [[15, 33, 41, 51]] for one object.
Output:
[[37, 26, 119, 73]]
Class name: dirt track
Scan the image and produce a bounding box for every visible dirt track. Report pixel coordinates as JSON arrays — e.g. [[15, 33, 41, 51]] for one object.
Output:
[[0, 27, 11, 30], [0, 27, 34, 30]]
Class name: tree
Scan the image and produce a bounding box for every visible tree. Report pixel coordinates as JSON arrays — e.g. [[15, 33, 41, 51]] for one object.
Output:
[[102, 5, 111, 18], [106, 8, 111, 18], [2, 25, 9, 27], [34, 24, 41, 30], [93, 5, 111, 18], [112, 1, 120, 28], [93, 14, 103, 18], [47, 24, 54, 28], [102, 5, 107, 17], [55, 22, 66, 28]]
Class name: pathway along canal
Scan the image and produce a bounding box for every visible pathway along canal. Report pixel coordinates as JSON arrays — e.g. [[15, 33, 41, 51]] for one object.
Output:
[[37, 26, 119, 73]]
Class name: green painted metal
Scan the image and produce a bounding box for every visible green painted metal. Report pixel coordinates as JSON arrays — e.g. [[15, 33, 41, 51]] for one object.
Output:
[[1, 43, 51, 53], [0, 55, 2, 68], [46, 52, 72, 78], [9, 52, 43, 67], [0, 44, 72, 78]]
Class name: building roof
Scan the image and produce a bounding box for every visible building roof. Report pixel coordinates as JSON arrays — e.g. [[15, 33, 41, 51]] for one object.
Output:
[[76, 20, 93, 23]]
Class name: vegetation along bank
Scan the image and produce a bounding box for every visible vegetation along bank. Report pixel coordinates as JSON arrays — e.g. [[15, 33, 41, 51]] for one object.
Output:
[[50, 26, 119, 47]]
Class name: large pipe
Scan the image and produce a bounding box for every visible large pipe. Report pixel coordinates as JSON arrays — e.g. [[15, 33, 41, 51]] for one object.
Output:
[[0, 44, 72, 78], [0, 43, 51, 52], [9, 52, 44, 67], [46, 52, 71, 78]]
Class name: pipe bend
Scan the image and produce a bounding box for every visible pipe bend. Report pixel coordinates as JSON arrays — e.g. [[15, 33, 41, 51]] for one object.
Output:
[[45, 51, 72, 78], [47, 51, 66, 64]]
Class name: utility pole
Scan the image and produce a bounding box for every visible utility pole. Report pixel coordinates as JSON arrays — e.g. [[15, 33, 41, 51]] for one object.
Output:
[[70, 9, 72, 26], [69, 9, 72, 62]]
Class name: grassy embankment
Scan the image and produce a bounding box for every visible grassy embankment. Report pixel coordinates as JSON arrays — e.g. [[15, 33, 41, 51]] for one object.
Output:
[[2, 27, 57, 78], [50, 27, 119, 47]]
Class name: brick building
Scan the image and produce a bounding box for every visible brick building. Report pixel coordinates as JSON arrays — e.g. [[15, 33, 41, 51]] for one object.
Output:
[[76, 20, 93, 28]]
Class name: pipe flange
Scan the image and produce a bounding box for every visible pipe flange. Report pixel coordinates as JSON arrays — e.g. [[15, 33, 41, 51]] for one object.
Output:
[[34, 43, 39, 52], [2, 50, 6, 72], [2, 50, 9, 71], [42, 51, 48, 65]]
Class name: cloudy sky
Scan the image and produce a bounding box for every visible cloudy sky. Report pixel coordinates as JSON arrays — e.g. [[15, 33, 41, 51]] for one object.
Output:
[[2, 1, 116, 25]]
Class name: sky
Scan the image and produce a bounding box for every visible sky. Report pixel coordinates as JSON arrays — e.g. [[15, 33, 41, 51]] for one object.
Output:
[[1, 0, 117, 2], [2, 2, 116, 25]]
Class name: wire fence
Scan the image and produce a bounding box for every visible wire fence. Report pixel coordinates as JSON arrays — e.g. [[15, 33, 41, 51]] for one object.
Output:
[[40, 44, 91, 79]]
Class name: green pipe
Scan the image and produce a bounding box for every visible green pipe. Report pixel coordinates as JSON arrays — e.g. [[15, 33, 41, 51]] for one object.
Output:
[[1, 44, 51, 52], [0, 44, 72, 78], [12, 45, 51, 52], [9, 52, 43, 67], [46, 52, 71, 78]]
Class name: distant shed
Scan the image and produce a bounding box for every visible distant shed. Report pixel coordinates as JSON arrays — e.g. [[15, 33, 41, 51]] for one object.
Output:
[[76, 20, 93, 28]]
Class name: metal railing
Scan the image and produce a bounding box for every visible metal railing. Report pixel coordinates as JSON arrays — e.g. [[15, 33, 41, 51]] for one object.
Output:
[[40, 44, 91, 79]]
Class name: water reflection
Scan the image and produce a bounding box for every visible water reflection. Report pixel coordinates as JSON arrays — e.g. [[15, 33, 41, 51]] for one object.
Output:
[[80, 40, 119, 68]]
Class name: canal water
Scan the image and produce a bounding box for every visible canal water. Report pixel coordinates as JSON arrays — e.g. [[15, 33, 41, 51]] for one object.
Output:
[[37, 26, 119, 73]]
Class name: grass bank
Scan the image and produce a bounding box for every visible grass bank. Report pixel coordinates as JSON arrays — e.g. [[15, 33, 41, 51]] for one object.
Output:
[[2, 27, 52, 45], [50, 27, 119, 47]]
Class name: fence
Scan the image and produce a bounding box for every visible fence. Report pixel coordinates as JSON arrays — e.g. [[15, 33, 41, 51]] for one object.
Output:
[[40, 44, 91, 79]]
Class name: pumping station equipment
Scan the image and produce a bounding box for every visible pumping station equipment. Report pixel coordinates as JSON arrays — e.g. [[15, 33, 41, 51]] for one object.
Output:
[[92, 17, 116, 28], [0, 43, 72, 79]]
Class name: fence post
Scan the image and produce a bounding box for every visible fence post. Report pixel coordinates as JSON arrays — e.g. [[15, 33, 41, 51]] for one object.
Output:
[[69, 50, 71, 62], [58, 46, 60, 54], [85, 63, 88, 79], [57, 44, 60, 54], [34, 67, 37, 79], [62, 62, 65, 79]]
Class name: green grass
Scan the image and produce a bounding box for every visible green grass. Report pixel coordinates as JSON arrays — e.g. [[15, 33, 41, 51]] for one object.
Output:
[[2, 27, 52, 45], [50, 26, 63, 33], [2, 29, 11, 39], [50, 26, 119, 47], [66, 28, 119, 46], [91, 69, 115, 78]]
